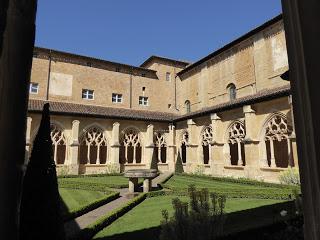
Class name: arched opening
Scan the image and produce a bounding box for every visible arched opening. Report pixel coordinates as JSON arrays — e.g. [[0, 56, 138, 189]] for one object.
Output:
[[201, 126, 213, 165], [79, 126, 108, 164], [50, 124, 67, 165], [120, 128, 141, 164], [180, 131, 189, 164], [264, 115, 293, 168], [227, 83, 236, 101], [228, 122, 246, 166], [181, 142, 187, 164], [185, 100, 191, 113], [154, 132, 167, 163]]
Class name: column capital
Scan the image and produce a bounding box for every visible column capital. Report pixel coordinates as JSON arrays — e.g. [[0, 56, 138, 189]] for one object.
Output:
[[243, 105, 255, 114], [210, 113, 221, 121], [187, 119, 196, 125]]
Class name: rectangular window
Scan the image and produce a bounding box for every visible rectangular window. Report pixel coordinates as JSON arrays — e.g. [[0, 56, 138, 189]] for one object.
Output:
[[166, 72, 171, 81], [29, 82, 39, 94], [82, 89, 94, 100], [139, 96, 149, 106], [112, 93, 123, 103]]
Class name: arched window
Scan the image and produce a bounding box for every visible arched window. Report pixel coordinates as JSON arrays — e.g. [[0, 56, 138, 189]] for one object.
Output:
[[50, 124, 67, 165], [201, 126, 213, 164], [228, 121, 246, 166], [79, 127, 108, 164], [185, 100, 191, 113], [154, 132, 167, 163], [120, 128, 141, 164], [227, 84, 236, 101], [264, 115, 293, 168], [181, 131, 189, 163]]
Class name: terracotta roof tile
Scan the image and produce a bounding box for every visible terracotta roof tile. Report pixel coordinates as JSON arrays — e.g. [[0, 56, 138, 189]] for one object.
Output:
[[28, 85, 290, 123]]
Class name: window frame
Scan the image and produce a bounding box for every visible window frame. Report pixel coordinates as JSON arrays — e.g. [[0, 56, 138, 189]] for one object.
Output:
[[29, 82, 39, 94], [112, 93, 123, 103], [139, 96, 149, 106], [228, 84, 237, 101], [185, 100, 191, 113], [82, 89, 94, 100], [166, 72, 171, 81]]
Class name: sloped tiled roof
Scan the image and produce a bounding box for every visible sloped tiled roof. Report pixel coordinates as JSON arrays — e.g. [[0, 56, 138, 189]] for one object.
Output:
[[28, 85, 290, 123], [28, 100, 178, 122]]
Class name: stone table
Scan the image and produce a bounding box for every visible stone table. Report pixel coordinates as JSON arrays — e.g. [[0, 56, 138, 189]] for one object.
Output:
[[124, 169, 159, 193]]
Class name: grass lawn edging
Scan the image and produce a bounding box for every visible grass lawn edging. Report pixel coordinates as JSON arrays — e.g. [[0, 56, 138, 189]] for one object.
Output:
[[62, 191, 120, 222], [176, 173, 299, 189], [58, 173, 123, 179], [73, 193, 147, 240], [58, 180, 116, 192]]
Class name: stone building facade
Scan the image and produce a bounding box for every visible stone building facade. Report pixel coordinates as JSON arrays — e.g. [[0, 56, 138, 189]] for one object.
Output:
[[26, 15, 298, 182]]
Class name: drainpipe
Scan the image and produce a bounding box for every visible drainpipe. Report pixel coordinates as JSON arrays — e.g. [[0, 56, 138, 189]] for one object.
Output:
[[129, 67, 133, 108], [46, 50, 52, 100]]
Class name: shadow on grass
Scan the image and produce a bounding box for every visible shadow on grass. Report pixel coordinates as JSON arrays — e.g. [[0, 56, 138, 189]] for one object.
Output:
[[94, 201, 296, 240]]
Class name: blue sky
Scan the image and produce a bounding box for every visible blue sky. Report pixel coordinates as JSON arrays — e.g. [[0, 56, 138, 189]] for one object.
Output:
[[35, 1, 282, 66]]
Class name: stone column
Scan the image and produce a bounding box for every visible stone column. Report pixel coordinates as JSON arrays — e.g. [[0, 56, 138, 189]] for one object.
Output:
[[25, 117, 32, 166], [129, 178, 138, 193], [243, 105, 261, 178], [167, 124, 176, 172], [186, 119, 198, 172], [288, 95, 298, 167], [210, 113, 225, 176], [143, 179, 151, 193], [109, 122, 121, 173], [68, 120, 80, 174], [145, 124, 154, 169]]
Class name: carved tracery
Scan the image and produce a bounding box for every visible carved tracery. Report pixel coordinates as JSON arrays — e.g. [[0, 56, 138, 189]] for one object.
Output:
[[154, 132, 167, 163], [80, 127, 107, 164], [50, 124, 67, 164], [228, 121, 246, 166], [121, 128, 141, 164]]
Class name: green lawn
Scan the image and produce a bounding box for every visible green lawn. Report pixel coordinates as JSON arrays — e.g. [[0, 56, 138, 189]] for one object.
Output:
[[58, 175, 134, 190], [59, 188, 107, 214], [163, 175, 297, 199], [93, 196, 285, 239]]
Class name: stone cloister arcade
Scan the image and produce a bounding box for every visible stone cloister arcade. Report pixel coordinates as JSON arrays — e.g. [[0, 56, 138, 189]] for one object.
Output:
[[25, 102, 298, 182]]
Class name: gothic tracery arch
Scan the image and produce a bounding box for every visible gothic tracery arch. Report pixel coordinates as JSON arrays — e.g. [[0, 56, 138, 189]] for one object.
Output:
[[154, 131, 168, 163], [120, 127, 142, 164], [227, 121, 246, 166], [263, 113, 293, 168], [201, 126, 213, 164], [50, 123, 67, 164], [79, 126, 108, 164]]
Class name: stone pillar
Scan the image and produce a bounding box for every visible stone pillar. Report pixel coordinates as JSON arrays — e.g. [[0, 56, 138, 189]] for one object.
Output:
[[210, 113, 224, 176], [25, 117, 32, 166], [109, 122, 121, 173], [186, 119, 198, 172], [143, 179, 151, 193], [167, 124, 176, 172], [243, 105, 261, 178], [129, 178, 138, 193], [288, 95, 298, 167], [145, 124, 154, 168], [68, 120, 80, 174]]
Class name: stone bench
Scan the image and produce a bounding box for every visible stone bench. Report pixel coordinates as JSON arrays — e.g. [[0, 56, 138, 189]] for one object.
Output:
[[124, 169, 159, 193]]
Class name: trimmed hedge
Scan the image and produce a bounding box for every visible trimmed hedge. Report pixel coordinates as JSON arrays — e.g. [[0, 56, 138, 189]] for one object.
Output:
[[71, 193, 147, 240], [58, 180, 116, 192], [58, 173, 123, 179], [176, 173, 297, 189], [62, 191, 120, 222]]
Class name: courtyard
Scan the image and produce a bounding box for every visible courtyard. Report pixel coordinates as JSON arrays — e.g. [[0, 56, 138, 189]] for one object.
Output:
[[58, 173, 299, 240]]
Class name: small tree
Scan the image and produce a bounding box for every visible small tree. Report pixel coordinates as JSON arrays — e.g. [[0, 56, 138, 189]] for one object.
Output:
[[160, 185, 226, 240], [20, 103, 65, 240]]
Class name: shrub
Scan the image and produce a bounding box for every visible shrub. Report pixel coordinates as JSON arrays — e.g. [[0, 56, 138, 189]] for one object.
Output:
[[20, 103, 65, 240], [160, 185, 226, 240], [278, 168, 300, 185]]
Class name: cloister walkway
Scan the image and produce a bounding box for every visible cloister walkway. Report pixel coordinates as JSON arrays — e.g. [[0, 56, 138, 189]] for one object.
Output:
[[64, 172, 172, 239]]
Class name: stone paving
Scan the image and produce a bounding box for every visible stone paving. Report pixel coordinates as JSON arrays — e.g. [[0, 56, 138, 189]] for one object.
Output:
[[64, 172, 172, 239]]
